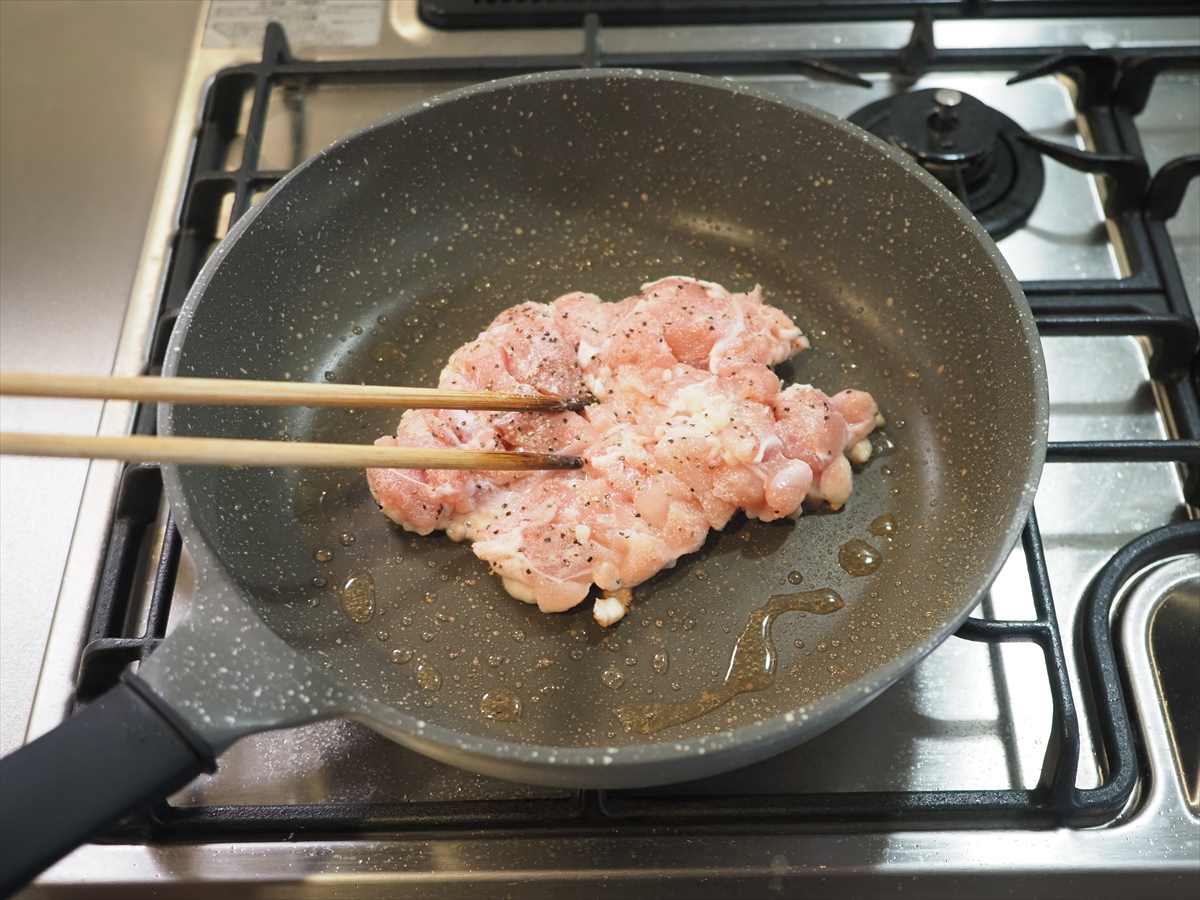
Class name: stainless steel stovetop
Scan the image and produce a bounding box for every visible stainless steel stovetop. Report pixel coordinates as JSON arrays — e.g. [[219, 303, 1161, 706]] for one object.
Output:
[[24, 4, 1199, 896]]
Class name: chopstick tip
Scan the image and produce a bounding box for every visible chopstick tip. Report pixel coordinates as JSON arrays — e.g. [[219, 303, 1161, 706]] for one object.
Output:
[[556, 393, 596, 413], [550, 454, 585, 469]]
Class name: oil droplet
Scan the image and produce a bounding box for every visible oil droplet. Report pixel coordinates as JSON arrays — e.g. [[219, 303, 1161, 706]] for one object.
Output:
[[314, 548, 333, 563], [400, 615, 413, 628], [624, 656, 638, 667], [601, 669, 625, 689], [376, 630, 390, 642], [569, 648, 584, 660], [339, 532, 356, 546], [487, 654, 504, 668], [616, 588, 844, 735], [794, 638, 806, 650], [652, 651, 670, 674], [339, 575, 375, 623], [420, 631, 435, 643], [869, 514, 898, 538], [786, 570, 804, 585], [415, 661, 442, 690], [480, 690, 521, 721], [311, 576, 327, 588], [390, 648, 413, 665], [872, 432, 897, 456], [838, 539, 882, 576], [512, 629, 526, 642]]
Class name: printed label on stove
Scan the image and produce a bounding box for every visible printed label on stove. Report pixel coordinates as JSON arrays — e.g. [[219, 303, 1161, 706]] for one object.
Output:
[[203, 0, 383, 49]]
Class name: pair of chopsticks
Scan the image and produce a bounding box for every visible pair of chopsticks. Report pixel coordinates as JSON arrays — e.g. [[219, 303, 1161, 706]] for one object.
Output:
[[0, 373, 584, 471]]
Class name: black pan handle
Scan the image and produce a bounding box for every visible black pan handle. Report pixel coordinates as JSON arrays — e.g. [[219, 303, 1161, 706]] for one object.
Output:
[[0, 673, 216, 896]]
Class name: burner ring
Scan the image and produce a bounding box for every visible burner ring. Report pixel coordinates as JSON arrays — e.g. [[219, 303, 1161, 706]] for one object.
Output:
[[848, 91, 1046, 240]]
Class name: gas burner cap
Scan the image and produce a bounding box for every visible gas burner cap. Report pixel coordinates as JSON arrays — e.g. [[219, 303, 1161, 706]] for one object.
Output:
[[848, 88, 1045, 240]]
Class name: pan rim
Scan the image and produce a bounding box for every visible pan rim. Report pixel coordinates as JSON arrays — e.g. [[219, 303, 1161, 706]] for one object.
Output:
[[160, 67, 1048, 779]]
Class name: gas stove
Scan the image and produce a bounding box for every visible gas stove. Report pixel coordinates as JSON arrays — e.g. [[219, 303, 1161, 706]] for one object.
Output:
[[24, 3, 1199, 896]]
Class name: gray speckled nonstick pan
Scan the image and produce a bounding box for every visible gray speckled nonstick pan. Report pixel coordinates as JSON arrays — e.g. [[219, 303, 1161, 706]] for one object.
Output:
[[0, 69, 1046, 890]]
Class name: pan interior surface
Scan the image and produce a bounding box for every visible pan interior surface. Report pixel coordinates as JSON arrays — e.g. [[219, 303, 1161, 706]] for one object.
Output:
[[165, 71, 1044, 755]]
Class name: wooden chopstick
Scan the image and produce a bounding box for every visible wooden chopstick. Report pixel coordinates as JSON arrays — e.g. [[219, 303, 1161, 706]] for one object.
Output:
[[0, 432, 583, 471], [0, 372, 586, 412]]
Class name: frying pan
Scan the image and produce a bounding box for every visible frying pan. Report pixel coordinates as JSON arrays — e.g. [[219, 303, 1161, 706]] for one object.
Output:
[[0, 69, 1046, 891]]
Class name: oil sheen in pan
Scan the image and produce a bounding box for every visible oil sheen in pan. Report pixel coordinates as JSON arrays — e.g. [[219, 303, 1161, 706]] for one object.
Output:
[[614, 514, 900, 733], [609, 508, 902, 734], [616, 587, 845, 735]]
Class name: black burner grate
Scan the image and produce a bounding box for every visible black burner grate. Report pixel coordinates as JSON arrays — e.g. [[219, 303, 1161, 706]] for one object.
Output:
[[417, 0, 1200, 29], [76, 17, 1199, 839]]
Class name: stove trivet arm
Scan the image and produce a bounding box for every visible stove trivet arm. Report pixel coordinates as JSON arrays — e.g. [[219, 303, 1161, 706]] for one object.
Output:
[[1113, 51, 1200, 114], [1145, 154, 1200, 221], [1007, 53, 1121, 109], [1018, 134, 1150, 216], [895, 8, 936, 85]]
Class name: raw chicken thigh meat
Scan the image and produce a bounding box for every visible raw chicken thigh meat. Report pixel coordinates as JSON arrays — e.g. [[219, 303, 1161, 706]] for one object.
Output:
[[368, 277, 880, 626]]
